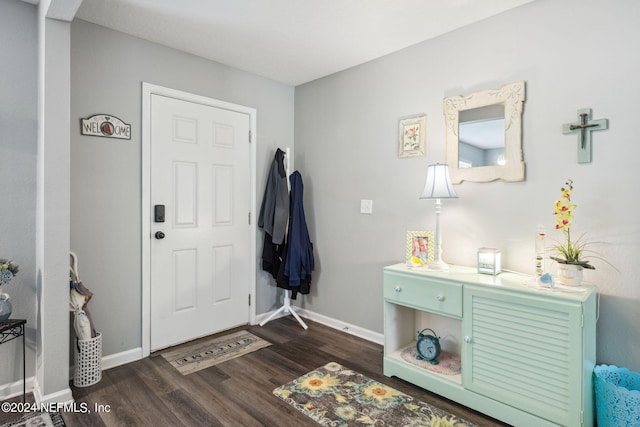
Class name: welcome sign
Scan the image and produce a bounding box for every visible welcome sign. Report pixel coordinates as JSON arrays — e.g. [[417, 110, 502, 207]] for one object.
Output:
[[81, 114, 131, 140]]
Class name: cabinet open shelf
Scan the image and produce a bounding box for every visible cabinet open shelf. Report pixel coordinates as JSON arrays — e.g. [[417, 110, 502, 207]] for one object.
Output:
[[387, 342, 462, 384]]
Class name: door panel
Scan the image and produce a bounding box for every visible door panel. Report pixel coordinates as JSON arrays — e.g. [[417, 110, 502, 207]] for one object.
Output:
[[213, 165, 233, 224], [173, 161, 198, 227], [173, 248, 197, 311], [150, 94, 250, 351]]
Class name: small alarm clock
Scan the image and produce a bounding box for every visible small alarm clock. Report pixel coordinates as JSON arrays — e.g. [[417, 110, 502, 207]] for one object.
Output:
[[416, 328, 441, 365]]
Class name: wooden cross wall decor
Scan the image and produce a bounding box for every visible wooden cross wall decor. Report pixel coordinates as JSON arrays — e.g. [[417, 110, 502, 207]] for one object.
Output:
[[562, 108, 609, 163]]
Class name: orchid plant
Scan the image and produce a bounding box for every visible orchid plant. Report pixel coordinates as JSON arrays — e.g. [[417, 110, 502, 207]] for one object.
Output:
[[551, 180, 596, 269], [0, 258, 19, 286]]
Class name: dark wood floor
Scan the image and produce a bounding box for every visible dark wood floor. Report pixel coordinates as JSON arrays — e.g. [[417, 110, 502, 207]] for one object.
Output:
[[1, 317, 510, 426]]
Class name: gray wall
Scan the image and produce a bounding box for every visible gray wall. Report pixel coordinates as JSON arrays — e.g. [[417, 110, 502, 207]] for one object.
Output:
[[0, 0, 38, 390], [295, 0, 640, 372], [70, 20, 294, 357]]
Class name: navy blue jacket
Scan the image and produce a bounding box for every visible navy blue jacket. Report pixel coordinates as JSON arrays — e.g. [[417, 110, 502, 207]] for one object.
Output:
[[284, 171, 314, 286]]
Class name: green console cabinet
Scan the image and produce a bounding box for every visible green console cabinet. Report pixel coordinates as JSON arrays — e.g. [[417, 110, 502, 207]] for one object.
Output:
[[383, 264, 596, 427]]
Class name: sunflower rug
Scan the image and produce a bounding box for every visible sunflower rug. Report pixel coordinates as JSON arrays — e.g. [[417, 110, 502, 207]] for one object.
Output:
[[273, 362, 476, 426]]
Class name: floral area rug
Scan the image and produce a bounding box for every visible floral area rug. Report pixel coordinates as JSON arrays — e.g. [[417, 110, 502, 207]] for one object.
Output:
[[273, 362, 475, 426], [1, 412, 65, 427]]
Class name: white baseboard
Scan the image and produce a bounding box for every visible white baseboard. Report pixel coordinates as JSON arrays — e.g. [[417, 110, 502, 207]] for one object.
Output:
[[1, 374, 74, 403], [101, 347, 143, 370], [297, 309, 384, 345], [256, 307, 384, 345], [32, 377, 73, 404], [0, 376, 34, 401], [68, 346, 143, 381], [255, 308, 290, 325]]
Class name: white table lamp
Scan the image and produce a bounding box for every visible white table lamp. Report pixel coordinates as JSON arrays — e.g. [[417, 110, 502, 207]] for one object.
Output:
[[420, 163, 458, 270]]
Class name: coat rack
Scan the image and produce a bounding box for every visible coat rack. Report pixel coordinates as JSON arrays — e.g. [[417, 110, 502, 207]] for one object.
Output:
[[260, 148, 308, 330]]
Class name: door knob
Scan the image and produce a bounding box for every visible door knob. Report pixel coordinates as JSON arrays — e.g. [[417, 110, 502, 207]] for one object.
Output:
[[155, 231, 166, 239]]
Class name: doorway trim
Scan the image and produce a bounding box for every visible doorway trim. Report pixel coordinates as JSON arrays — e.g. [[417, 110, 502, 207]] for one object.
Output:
[[141, 82, 257, 357]]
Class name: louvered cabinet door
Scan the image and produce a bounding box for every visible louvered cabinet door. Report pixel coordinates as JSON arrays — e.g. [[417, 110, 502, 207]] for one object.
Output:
[[462, 285, 585, 427]]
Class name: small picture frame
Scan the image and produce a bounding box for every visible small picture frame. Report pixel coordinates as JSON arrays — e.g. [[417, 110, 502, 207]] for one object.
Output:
[[399, 115, 426, 158], [406, 230, 434, 267]]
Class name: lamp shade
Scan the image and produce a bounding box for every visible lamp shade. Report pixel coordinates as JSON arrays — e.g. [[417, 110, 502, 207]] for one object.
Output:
[[420, 163, 458, 199]]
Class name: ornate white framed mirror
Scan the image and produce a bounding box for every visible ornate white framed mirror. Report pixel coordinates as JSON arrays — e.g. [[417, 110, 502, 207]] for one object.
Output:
[[444, 81, 526, 183]]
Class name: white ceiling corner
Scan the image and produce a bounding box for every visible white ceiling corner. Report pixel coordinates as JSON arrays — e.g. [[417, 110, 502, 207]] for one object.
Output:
[[73, 0, 535, 86], [20, 0, 82, 21], [48, 0, 83, 21]]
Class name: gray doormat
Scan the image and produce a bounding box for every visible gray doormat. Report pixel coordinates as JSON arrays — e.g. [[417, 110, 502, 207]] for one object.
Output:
[[161, 330, 271, 375]]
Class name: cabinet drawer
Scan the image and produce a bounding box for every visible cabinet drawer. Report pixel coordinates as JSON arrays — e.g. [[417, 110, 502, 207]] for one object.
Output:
[[384, 272, 462, 317]]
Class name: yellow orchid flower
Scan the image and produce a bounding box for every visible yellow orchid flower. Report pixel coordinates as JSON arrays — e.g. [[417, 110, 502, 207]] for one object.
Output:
[[551, 180, 596, 269], [554, 211, 574, 230], [553, 180, 576, 230], [554, 198, 576, 214]]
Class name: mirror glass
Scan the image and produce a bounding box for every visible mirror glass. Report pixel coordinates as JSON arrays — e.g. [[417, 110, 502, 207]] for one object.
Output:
[[458, 104, 505, 168], [445, 81, 525, 183]]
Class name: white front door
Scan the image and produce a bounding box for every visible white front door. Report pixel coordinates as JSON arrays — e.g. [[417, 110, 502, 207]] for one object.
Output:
[[149, 93, 251, 351]]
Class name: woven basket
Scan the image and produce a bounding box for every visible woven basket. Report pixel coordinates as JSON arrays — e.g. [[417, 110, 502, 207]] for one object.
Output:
[[73, 332, 102, 387], [594, 364, 640, 427]]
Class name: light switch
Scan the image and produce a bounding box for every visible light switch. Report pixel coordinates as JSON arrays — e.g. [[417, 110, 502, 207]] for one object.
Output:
[[360, 199, 373, 214]]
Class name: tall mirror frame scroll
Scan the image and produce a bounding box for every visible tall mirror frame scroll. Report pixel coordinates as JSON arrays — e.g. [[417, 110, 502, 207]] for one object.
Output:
[[444, 81, 526, 183]]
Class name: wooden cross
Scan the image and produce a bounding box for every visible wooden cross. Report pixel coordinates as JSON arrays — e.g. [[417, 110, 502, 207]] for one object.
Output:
[[562, 108, 608, 163]]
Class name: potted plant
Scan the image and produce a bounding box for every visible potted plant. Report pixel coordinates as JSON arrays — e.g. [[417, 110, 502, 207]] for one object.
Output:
[[550, 180, 603, 285]]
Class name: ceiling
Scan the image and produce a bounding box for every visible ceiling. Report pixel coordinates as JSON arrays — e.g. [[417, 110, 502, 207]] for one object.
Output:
[[70, 0, 534, 86]]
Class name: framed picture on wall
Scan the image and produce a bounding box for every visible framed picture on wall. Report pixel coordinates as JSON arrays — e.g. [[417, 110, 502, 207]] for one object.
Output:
[[405, 230, 434, 267], [398, 114, 426, 158]]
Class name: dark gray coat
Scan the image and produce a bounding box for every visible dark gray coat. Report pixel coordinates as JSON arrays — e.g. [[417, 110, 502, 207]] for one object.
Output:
[[258, 148, 289, 244]]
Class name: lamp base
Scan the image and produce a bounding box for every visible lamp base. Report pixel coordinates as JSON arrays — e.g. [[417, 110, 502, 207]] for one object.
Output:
[[427, 259, 450, 271]]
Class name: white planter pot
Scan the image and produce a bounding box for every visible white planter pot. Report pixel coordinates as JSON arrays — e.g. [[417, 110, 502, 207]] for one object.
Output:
[[556, 263, 584, 286], [0, 292, 12, 323]]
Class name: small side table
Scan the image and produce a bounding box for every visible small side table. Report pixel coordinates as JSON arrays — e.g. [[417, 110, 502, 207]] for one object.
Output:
[[0, 319, 26, 402]]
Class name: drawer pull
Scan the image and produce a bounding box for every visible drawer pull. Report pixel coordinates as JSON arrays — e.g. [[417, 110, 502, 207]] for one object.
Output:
[[465, 336, 472, 344], [436, 294, 444, 302], [394, 286, 402, 293]]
